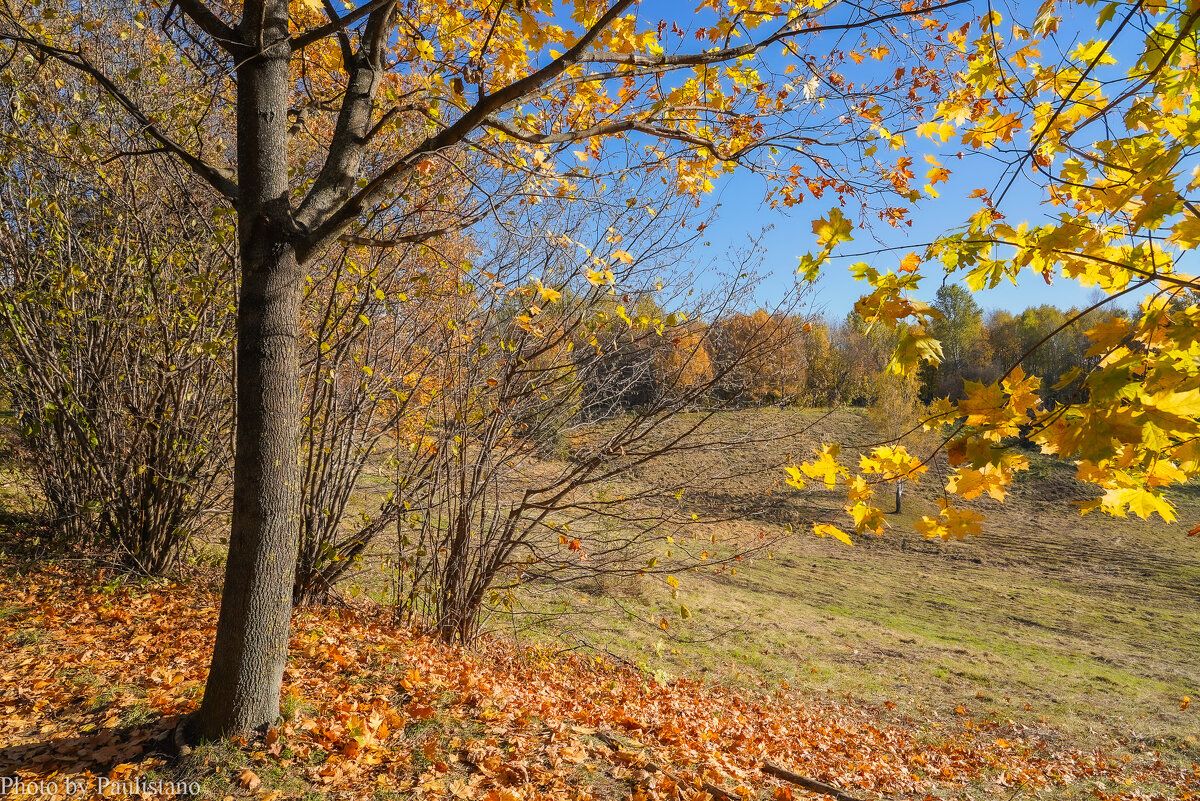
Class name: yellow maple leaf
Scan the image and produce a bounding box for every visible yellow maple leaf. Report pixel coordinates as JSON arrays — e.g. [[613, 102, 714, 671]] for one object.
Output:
[[915, 500, 983, 539], [1115, 488, 1177, 522], [847, 476, 873, 503], [887, 326, 943, 377], [913, 515, 946, 540], [812, 208, 854, 247], [957, 380, 1006, 427], [813, 523, 853, 546], [414, 39, 436, 62], [947, 465, 1009, 501], [1145, 388, 1200, 419], [849, 502, 886, 535], [1002, 367, 1042, 417], [585, 268, 615, 286], [916, 120, 955, 142], [801, 445, 845, 488], [784, 465, 806, 490], [943, 506, 984, 538], [1168, 215, 1200, 249], [533, 279, 561, 303]]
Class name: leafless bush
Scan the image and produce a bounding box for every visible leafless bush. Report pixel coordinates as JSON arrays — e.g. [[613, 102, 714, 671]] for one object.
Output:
[[0, 149, 234, 572], [291, 240, 468, 604], [384, 185, 816, 643]]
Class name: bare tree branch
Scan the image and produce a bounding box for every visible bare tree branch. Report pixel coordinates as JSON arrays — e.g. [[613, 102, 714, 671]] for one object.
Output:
[[576, 0, 972, 67], [172, 0, 242, 52], [337, 213, 486, 249], [0, 33, 239, 201], [481, 115, 745, 160]]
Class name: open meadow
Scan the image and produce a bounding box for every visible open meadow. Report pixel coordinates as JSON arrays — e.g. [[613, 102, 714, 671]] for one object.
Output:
[[517, 409, 1200, 760]]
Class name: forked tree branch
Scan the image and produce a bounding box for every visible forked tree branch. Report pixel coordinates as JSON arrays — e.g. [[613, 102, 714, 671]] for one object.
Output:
[[290, 0, 396, 51], [295, 0, 638, 260], [317, 0, 354, 65], [295, 0, 396, 230]]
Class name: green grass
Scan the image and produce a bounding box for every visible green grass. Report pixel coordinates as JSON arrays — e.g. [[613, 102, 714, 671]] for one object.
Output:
[[280, 691, 315, 723], [119, 700, 155, 728], [5, 624, 46, 646], [0, 604, 28, 620], [514, 409, 1200, 761], [171, 738, 317, 800]]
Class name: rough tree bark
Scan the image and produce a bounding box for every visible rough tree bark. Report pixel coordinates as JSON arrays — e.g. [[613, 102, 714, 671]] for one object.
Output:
[[196, 0, 302, 738]]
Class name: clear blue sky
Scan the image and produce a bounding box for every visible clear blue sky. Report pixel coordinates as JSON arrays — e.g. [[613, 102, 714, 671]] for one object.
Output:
[[509, 0, 1153, 320], [696, 145, 1109, 319], [672, 0, 1135, 321]]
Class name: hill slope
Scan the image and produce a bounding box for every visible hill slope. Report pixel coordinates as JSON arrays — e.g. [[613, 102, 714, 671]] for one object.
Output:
[[520, 409, 1200, 757], [0, 551, 1196, 800]]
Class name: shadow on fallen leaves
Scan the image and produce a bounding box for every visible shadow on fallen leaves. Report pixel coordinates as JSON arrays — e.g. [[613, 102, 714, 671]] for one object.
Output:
[[0, 714, 183, 781]]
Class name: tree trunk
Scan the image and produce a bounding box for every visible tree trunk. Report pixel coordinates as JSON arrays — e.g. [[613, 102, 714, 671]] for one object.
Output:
[[197, 0, 301, 739], [438, 510, 471, 642]]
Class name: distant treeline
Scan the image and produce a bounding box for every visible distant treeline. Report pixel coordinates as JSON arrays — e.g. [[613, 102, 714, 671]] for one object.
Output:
[[593, 284, 1119, 411]]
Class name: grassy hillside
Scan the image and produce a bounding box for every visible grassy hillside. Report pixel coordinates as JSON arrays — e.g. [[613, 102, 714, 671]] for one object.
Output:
[[519, 408, 1200, 759], [1, 408, 1197, 799]]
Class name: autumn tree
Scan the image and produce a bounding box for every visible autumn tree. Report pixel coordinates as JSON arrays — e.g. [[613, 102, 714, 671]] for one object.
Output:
[[922, 284, 990, 400], [800, 316, 875, 406], [710, 309, 807, 405], [982, 309, 1021, 382], [652, 321, 715, 402], [856, 319, 929, 512], [0, 0, 971, 736], [1012, 305, 1097, 406], [793, 0, 1200, 541]]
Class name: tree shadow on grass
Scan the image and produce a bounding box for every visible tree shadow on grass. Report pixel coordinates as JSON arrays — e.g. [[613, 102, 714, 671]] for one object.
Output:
[[0, 508, 61, 567]]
